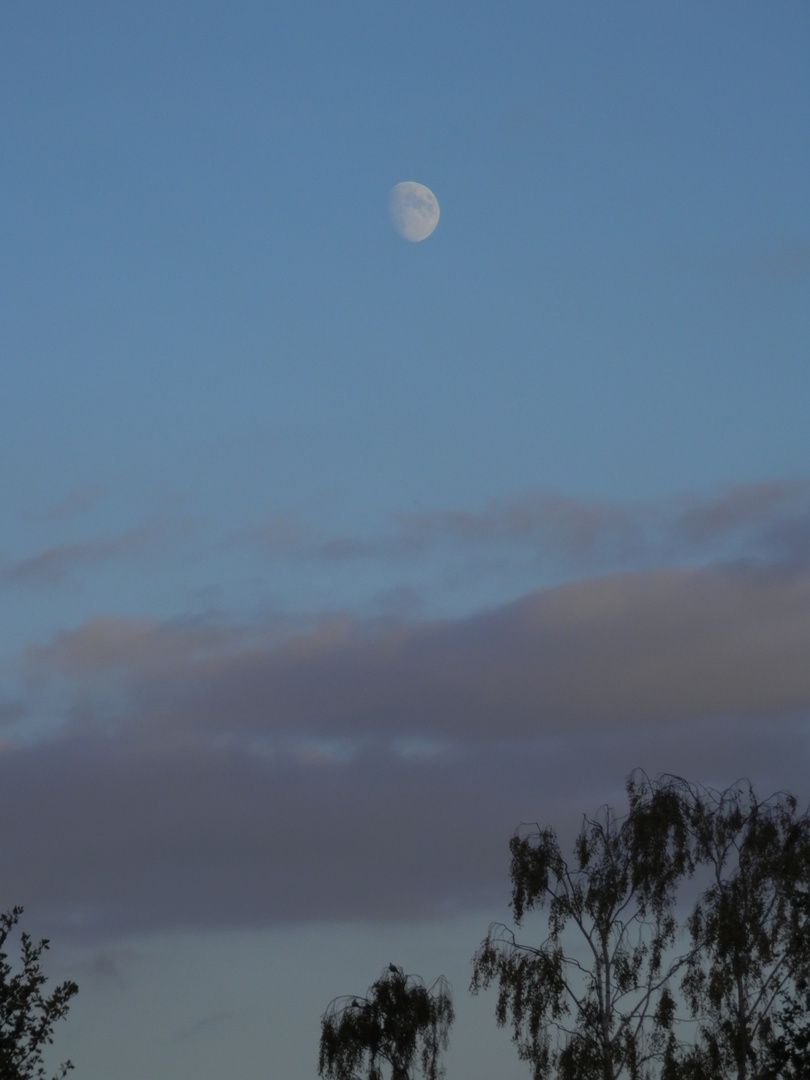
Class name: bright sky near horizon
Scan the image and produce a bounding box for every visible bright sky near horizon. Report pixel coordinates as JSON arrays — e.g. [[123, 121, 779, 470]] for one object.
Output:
[[1, 3, 809, 1078]]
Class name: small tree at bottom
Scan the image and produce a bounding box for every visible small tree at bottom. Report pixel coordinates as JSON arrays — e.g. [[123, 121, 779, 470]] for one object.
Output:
[[318, 964, 454, 1080]]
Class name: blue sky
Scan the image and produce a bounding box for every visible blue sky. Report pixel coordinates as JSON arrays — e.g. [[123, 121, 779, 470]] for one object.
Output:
[[1, 2, 809, 1078]]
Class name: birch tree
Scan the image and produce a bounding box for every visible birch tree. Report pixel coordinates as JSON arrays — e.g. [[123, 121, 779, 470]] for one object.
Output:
[[471, 779, 694, 1080], [319, 964, 454, 1080], [654, 777, 810, 1080]]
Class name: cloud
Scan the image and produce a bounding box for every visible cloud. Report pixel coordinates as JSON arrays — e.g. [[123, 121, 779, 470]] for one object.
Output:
[[4, 553, 810, 939], [27, 485, 110, 525], [0, 699, 26, 730], [2, 510, 192, 589], [4, 542, 113, 588], [0, 715, 805, 940], [7, 480, 808, 610], [28, 564, 810, 741], [0, 734, 515, 935], [5, 480, 810, 940], [240, 480, 810, 575]]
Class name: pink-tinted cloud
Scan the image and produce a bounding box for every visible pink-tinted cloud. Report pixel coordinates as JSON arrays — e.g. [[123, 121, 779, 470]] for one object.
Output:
[[29, 564, 810, 741]]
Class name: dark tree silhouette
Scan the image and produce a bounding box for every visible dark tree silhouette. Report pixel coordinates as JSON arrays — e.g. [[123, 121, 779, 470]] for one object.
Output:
[[472, 773, 810, 1080], [0, 906, 78, 1080], [318, 964, 454, 1080], [643, 776, 810, 1080], [471, 776, 694, 1080]]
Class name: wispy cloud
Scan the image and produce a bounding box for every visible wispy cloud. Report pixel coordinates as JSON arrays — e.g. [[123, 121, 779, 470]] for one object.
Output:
[[239, 479, 810, 575], [2, 510, 193, 588], [27, 485, 110, 525]]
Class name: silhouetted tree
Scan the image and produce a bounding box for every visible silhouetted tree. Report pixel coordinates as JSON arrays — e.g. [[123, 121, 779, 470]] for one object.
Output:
[[0, 906, 78, 1080], [471, 777, 695, 1080], [472, 773, 810, 1080], [318, 964, 454, 1080], [645, 776, 810, 1080]]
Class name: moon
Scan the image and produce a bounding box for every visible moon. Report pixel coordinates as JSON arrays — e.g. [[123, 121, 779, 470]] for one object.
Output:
[[389, 181, 440, 242]]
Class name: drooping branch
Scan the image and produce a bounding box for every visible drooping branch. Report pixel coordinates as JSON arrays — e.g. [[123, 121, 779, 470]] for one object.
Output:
[[319, 964, 453, 1080]]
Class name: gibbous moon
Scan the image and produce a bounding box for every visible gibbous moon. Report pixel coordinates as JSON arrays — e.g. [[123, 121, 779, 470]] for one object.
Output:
[[389, 181, 440, 242]]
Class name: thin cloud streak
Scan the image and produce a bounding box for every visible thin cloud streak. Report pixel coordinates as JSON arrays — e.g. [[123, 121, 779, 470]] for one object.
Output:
[[26, 485, 110, 525], [240, 479, 810, 573], [2, 510, 194, 589]]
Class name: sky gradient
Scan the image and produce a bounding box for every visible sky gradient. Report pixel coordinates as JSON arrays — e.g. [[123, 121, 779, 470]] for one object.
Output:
[[2, 3, 809, 1078]]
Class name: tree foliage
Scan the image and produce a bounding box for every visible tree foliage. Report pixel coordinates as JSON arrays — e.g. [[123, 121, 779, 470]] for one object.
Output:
[[0, 907, 78, 1080], [764, 977, 810, 1079], [472, 773, 810, 1080], [318, 964, 454, 1080], [642, 775, 810, 1080], [471, 781, 694, 1080]]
